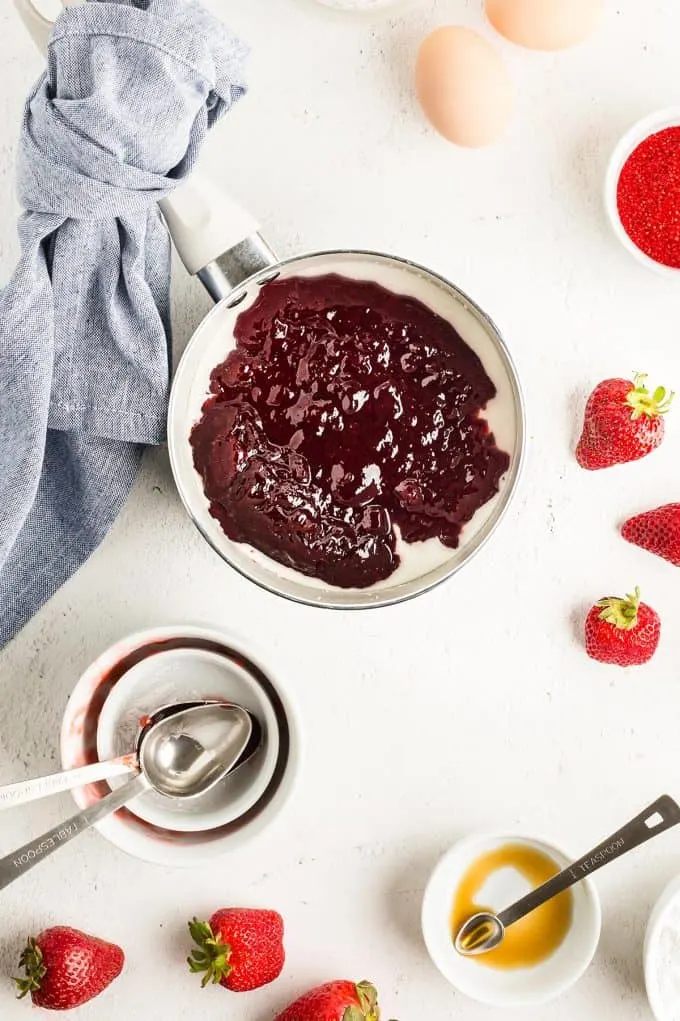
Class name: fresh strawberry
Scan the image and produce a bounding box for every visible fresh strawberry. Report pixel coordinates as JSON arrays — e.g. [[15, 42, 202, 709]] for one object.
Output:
[[576, 374, 673, 470], [584, 586, 660, 666], [187, 908, 284, 992], [14, 926, 124, 1010], [622, 503, 680, 567], [273, 980, 385, 1021]]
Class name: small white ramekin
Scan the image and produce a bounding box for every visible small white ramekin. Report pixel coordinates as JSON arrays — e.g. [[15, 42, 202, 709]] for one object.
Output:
[[421, 832, 601, 1007], [96, 647, 281, 833], [60, 625, 302, 867], [644, 873, 680, 1021], [604, 107, 680, 277]]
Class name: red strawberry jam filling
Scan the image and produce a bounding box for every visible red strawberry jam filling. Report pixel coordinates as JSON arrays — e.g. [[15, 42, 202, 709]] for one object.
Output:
[[190, 274, 510, 588]]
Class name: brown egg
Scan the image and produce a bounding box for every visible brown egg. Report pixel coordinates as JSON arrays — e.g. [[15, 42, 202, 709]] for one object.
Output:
[[415, 26, 514, 148], [486, 0, 603, 51]]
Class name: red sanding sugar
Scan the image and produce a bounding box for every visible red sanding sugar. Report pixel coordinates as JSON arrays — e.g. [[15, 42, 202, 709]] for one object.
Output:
[[616, 126, 680, 268]]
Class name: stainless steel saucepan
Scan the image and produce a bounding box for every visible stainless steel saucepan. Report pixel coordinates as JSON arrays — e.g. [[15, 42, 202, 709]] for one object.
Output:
[[18, 0, 526, 611], [162, 188, 526, 609]]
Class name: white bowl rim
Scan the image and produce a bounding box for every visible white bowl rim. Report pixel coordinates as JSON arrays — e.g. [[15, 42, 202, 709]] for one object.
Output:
[[60, 624, 303, 866], [95, 645, 281, 833], [643, 872, 680, 1021], [604, 106, 680, 277], [421, 830, 602, 1008]]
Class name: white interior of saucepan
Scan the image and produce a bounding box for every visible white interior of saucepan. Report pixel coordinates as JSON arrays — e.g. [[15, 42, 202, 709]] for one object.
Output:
[[168, 251, 524, 609]]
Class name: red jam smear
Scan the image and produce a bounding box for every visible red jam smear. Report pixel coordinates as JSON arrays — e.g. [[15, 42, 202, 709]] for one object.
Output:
[[190, 274, 510, 588]]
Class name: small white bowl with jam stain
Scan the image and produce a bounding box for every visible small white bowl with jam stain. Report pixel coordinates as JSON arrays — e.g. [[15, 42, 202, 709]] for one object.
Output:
[[60, 625, 302, 867], [421, 832, 601, 1007]]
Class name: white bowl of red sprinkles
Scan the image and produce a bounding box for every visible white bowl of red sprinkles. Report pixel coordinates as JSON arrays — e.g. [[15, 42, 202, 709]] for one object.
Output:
[[605, 107, 680, 276]]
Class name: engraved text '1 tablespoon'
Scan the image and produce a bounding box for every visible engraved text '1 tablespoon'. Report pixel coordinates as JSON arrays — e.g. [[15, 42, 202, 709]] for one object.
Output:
[[0, 702, 254, 892]]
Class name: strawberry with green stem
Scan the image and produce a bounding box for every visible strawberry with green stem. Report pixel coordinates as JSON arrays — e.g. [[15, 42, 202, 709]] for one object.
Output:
[[576, 374, 673, 470], [188, 908, 284, 992], [273, 980, 395, 1021], [14, 926, 124, 1010], [584, 587, 660, 666]]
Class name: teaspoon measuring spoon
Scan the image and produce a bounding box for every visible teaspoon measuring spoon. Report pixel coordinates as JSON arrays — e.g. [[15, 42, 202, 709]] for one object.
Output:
[[0, 702, 255, 892], [455, 794, 680, 957]]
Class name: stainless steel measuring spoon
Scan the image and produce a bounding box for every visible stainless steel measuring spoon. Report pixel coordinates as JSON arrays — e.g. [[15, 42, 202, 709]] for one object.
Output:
[[0, 702, 253, 892], [455, 795, 680, 956], [0, 698, 244, 810]]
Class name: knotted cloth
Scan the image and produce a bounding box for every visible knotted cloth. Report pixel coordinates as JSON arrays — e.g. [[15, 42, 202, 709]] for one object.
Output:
[[0, 0, 247, 647]]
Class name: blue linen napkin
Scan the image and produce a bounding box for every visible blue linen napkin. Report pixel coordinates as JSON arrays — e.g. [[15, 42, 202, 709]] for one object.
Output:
[[0, 0, 247, 648]]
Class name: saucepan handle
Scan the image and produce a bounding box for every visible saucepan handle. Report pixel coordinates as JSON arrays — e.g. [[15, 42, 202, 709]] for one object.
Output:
[[159, 180, 279, 302], [14, 0, 80, 56], [15, 0, 279, 302]]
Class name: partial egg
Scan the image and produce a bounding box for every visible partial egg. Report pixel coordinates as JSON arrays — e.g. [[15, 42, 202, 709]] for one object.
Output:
[[415, 26, 513, 148], [486, 0, 603, 51]]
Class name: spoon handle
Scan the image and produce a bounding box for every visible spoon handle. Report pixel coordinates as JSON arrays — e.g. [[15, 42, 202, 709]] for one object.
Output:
[[0, 774, 148, 893], [499, 795, 680, 929], [0, 757, 137, 811]]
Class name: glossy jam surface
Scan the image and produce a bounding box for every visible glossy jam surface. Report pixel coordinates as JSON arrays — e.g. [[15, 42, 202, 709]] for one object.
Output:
[[190, 274, 510, 588], [451, 844, 573, 970]]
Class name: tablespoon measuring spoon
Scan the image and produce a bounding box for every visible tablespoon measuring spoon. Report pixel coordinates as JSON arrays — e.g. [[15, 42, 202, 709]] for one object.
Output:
[[0, 702, 253, 892], [0, 699, 239, 810], [455, 794, 680, 957]]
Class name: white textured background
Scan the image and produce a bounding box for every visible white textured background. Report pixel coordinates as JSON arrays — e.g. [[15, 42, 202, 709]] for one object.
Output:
[[1, 1, 680, 1018]]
